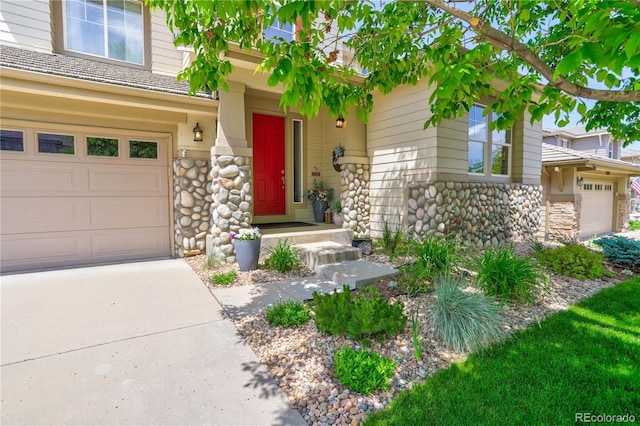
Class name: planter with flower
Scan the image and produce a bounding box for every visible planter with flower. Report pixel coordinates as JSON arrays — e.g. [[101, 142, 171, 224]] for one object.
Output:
[[232, 226, 261, 271], [329, 200, 343, 226], [305, 180, 334, 222], [332, 146, 345, 172]]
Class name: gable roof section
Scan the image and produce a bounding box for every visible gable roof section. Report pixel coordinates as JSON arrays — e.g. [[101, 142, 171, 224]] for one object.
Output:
[[542, 143, 640, 175], [0, 46, 212, 99]]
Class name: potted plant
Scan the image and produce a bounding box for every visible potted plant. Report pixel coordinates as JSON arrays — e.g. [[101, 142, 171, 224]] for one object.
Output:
[[329, 200, 343, 226], [332, 146, 345, 172], [305, 179, 334, 222], [232, 226, 261, 271]]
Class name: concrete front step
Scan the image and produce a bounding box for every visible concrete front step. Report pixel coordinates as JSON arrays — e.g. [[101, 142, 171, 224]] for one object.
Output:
[[316, 260, 398, 289], [295, 241, 362, 270]]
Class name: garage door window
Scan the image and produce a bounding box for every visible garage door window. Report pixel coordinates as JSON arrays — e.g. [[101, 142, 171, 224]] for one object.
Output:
[[38, 133, 75, 155], [1, 130, 24, 152], [129, 140, 157, 159], [87, 137, 119, 157]]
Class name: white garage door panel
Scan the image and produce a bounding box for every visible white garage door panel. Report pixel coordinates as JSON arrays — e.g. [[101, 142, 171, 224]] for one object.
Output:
[[1, 161, 80, 194], [88, 168, 166, 195], [1, 234, 82, 271], [89, 197, 168, 228], [580, 181, 613, 238], [1, 197, 84, 233], [90, 228, 169, 259]]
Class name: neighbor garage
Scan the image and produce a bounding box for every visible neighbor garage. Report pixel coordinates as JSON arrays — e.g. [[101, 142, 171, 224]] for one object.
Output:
[[0, 125, 171, 273], [579, 181, 614, 238]]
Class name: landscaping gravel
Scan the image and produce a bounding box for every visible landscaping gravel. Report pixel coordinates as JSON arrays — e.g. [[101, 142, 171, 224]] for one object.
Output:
[[186, 251, 628, 426]]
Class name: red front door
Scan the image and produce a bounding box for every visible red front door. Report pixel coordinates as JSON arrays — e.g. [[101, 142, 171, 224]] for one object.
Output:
[[253, 113, 285, 216]]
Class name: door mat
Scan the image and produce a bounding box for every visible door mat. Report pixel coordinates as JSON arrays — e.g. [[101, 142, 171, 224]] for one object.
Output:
[[254, 222, 317, 229]]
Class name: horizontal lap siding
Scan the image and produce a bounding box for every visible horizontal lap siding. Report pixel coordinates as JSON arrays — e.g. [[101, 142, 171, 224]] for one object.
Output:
[[436, 117, 468, 175], [368, 84, 436, 235], [521, 113, 542, 182], [0, 0, 52, 52], [151, 10, 183, 76]]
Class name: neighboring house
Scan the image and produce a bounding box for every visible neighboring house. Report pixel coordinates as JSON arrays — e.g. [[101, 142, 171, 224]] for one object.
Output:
[[1, 0, 543, 273], [621, 148, 640, 165], [539, 143, 640, 240], [542, 126, 623, 159]]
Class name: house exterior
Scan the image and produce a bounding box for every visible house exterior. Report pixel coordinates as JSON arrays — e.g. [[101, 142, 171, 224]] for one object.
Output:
[[541, 127, 640, 239], [1, 0, 543, 273]]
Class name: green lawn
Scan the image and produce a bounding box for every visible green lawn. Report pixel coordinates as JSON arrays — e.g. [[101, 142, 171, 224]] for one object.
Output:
[[364, 277, 640, 425]]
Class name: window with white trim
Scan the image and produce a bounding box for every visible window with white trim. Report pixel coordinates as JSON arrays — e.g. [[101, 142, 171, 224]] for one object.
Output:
[[63, 0, 144, 65], [468, 104, 511, 176], [264, 17, 294, 41]]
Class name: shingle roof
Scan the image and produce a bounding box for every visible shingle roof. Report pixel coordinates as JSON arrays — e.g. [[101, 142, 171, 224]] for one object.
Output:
[[542, 143, 640, 173], [0, 45, 212, 99]]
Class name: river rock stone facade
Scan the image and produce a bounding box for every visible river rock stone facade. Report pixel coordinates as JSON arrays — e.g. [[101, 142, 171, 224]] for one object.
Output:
[[209, 155, 253, 263], [407, 182, 542, 248], [173, 159, 212, 257], [340, 162, 370, 238]]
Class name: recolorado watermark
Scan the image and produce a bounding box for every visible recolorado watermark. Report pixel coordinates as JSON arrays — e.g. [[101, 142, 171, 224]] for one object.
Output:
[[576, 413, 636, 423]]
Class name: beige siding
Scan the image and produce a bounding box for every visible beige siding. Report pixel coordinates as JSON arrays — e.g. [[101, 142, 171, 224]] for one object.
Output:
[[367, 83, 436, 235], [0, 0, 52, 52], [520, 112, 542, 183], [435, 117, 468, 175], [150, 9, 182, 76]]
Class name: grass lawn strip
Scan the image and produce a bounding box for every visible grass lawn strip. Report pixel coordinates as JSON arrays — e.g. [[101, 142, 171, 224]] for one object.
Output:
[[364, 277, 640, 425]]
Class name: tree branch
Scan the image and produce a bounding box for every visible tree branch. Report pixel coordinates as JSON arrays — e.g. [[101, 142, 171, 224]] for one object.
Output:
[[423, 0, 640, 102]]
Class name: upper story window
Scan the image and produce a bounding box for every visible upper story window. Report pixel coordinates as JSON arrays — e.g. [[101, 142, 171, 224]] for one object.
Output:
[[263, 18, 294, 41], [560, 138, 570, 148], [607, 140, 614, 158], [468, 104, 511, 176], [63, 0, 144, 65]]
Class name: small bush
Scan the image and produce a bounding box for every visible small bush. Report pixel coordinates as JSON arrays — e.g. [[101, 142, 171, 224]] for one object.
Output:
[[473, 245, 546, 303], [265, 300, 311, 327], [553, 233, 580, 246], [263, 239, 302, 273], [535, 244, 604, 279], [431, 276, 508, 353], [593, 235, 640, 266], [379, 214, 405, 259], [333, 347, 397, 395], [211, 270, 237, 285], [312, 286, 407, 340], [630, 220, 640, 231], [397, 261, 433, 296], [411, 236, 460, 279]]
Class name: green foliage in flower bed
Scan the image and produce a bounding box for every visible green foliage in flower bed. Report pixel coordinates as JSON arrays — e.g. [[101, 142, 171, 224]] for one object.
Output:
[[472, 245, 546, 303], [411, 236, 461, 279], [312, 285, 407, 341], [593, 235, 640, 266], [432, 276, 508, 353], [629, 220, 640, 231], [265, 300, 311, 327], [263, 239, 302, 273], [535, 244, 604, 280], [211, 270, 237, 285], [334, 346, 397, 395]]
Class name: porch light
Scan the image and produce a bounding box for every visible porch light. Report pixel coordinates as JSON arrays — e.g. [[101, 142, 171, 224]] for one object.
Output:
[[576, 176, 584, 187], [193, 122, 203, 142], [335, 114, 345, 129]]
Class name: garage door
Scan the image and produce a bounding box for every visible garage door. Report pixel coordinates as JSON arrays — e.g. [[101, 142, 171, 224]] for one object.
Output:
[[580, 181, 614, 239], [1, 127, 171, 273]]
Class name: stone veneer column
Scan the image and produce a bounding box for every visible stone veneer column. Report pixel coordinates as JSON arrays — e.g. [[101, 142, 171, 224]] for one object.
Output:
[[173, 159, 212, 257], [340, 162, 370, 238], [406, 182, 542, 248], [616, 193, 631, 233], [209, 155, 252, 262], [545, 197, 581, 241]]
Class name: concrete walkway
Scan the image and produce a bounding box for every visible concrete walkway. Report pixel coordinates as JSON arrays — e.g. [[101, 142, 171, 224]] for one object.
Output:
[[1, 259, 305, 425]]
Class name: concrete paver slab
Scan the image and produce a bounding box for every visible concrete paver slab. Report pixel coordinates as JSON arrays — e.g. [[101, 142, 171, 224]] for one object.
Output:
[[316, 260, 398, 288], [273, 277, 342, 301], [211, 283, 294, 319]]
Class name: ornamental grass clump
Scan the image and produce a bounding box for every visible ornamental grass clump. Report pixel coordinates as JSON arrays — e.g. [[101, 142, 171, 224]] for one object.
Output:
[[431, 276, 508, 353], [265, 300, 311, 327], [333, 346, 397, 395], [411, 236, 460, 279], [472, 244, 546, 303], [263, 239, 302, 273]]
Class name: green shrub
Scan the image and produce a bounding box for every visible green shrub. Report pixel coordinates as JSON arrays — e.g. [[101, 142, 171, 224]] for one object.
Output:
[[312, 285, 407, 340], [333, 347, 397, 395], [472, 245, 546, 303], [263, 239, 302, 273], [265, 300, 311, 327], [535, 244, 604, 279], [411, 236, 460, 279], [379, 214, 405, 259], [431, 276, 508, 353], [211, 270, 237, 285], [630, 220, 640, 231], [593, 235, 640, 266], [553, 233, 580, 246], [397, 261, 433, 296]]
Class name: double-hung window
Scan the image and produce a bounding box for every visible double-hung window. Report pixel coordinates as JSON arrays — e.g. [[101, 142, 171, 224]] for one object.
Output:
[[63, 0, 144, 65], [263, 17, 294, 41], [468, 104, 511, 176]]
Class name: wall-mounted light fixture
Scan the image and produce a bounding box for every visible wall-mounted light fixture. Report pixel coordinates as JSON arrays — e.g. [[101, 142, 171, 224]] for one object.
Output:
[[335, 114, 345, 129], [193, 122, 203, 142], [576, 176, 584, 187]]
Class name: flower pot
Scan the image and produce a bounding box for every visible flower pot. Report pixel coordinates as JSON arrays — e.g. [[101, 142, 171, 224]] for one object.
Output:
[[333, 213, 344, 226], [312, 200, 329, 222], [233, 238, 261, 271]]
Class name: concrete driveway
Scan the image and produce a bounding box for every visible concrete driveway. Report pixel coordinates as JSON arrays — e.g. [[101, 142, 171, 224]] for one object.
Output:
[[0, 259, 305, 425]]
